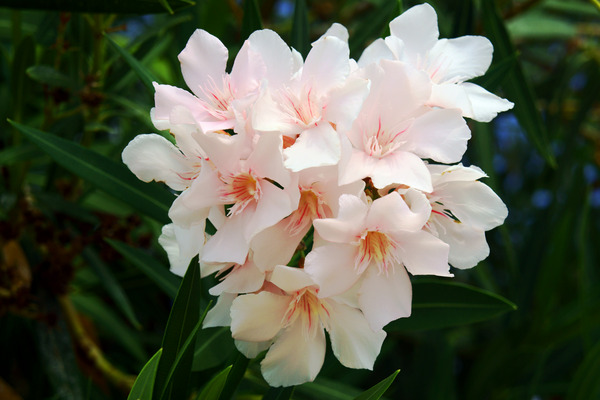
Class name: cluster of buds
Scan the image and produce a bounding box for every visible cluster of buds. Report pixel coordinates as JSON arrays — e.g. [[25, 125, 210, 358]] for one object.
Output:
[[123, 3, 510, 387]]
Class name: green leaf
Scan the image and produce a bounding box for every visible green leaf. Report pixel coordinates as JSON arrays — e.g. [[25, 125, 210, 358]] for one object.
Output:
[[71, 293, 148, 363], [348, 0, 397, 59], [26, 65, 76, 89], [480, 0, 556, 167], [104, 33, 159, 94], [507, 10, 577, 40], [8, 120, 172, 224], [193, 327, 235, 371], [241, 0, 263, 40], [128, 349, 163, 400], [353, 370, 399, 400], [470, 55, 517, 93], [153, 262, 201, 400], [196, 365, 232, 400], [387, 279, 517, 331], [297, 377, 361, 400], [0, 144, 43, 166], [291, 0, 309, 58], [567, 340, 600, 400], [105, 239, 181, 299], [0, 0, 194, 14], [82, 247, 142, 329], [9, 35, 34, 126], [217, 352, 249, 400], [263, 387, 294, 400], [160, 303, 212, 400]]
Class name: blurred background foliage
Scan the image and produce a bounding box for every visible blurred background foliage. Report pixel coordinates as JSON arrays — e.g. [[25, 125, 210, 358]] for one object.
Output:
[[0, 0, 599, 399]]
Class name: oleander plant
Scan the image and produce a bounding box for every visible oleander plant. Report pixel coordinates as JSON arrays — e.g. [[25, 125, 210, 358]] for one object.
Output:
[[1, 1, 599, 399]]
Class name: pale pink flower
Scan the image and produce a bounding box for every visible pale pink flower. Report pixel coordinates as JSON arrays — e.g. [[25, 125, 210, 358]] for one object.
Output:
[[338, 60, 470, 191], [359, 3, 513, 122], [305, 192, 450, 331], [417, 164, 508, 269], [250, 26, 369, 171], [179, 132, 299, 265], [230, 265, 386, 387], [152, 29, 267, 133]]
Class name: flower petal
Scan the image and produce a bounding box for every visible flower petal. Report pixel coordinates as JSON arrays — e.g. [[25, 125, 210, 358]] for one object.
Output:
[[203, 292, 236, 328], [302, 36, 349, 93], [178, 29, 228, 98], [235, 339, 271, 358], [389, 3, 439, 57], [304, 243, 360, 298], [397, 230, 451, 276], [230, 292, 289, 342], [358, 264, 412, 331], [121, 133, 191, 191], [403, 108, 471, 164], [284, 124, 341, 171], [429, 82, 514, 122], [261, 320, 326, 387], [428, 36, 493, 84], [270, 265, 316, 293], [327, 300, 386, 369]]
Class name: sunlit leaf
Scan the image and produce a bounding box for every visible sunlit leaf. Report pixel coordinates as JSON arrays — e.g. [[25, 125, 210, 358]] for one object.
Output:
[[128, 349, 163, 400], [9, 120, 172, 224]]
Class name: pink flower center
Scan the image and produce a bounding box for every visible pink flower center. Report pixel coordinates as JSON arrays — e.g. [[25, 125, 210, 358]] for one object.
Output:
[[282, 287, 330, 339], [285, 186, 330, 236], [220, 171, 262, 216], [198, 75, 235, 120], [363, 117, 410, 158], [355, 230, 401, 275], [280, 86, 322, 128]]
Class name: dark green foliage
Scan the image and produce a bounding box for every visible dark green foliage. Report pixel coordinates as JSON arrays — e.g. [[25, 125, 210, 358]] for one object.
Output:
[[0, 1, 599, 399]]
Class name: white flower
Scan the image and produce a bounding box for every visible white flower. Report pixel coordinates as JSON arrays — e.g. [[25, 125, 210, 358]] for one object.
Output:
[[359, 3, 513, 122], [230, 265, 386, 387], [305, 192, 450, 331]]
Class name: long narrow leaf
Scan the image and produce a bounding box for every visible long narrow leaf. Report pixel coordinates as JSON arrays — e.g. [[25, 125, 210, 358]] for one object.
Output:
[[291, 0, 309, 57], [480, 0, 556, 167], [196, 365, 232, 400], [104, 33, 158, 94], [83, 247, 142, 329], [105, 239, 181, 300], [1, 0, 194, 14], [159, 302, 212, 400], [9, 120, 172, 224], [153, 262, 201, 400], [353, 370, 399, 400], [128, 349, 163, 400], [217, 352, 249, 400], [387, 279, 517, 331], [241, 0, 263, 40]]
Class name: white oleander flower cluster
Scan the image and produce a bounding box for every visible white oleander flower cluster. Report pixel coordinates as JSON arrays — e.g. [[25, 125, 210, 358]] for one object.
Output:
[[122, 3, 510, 387]]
